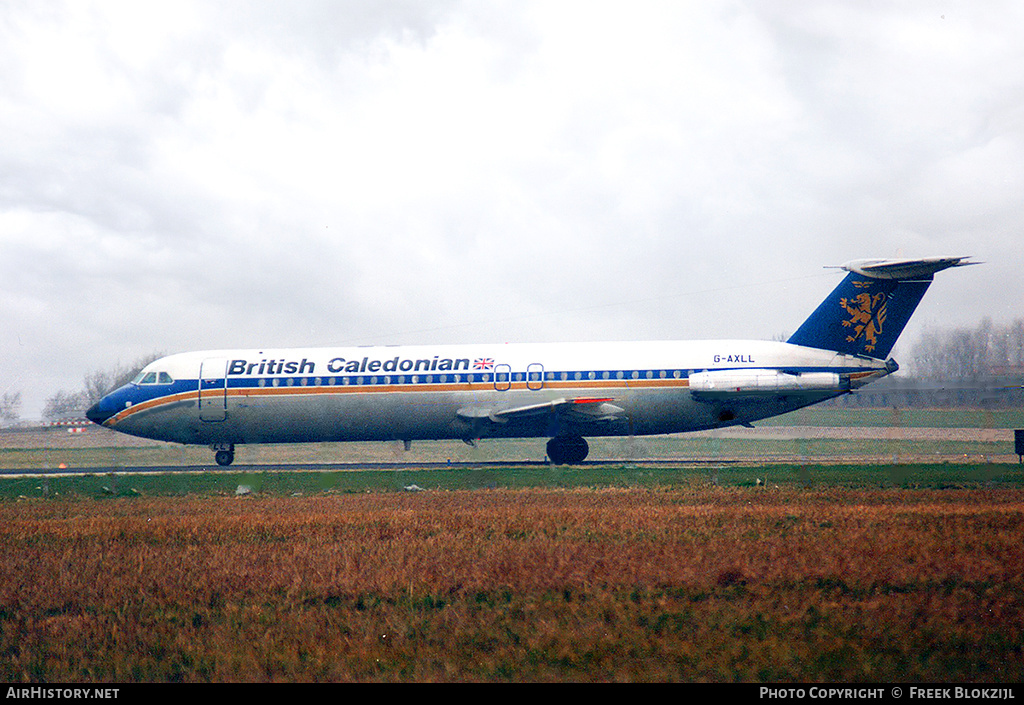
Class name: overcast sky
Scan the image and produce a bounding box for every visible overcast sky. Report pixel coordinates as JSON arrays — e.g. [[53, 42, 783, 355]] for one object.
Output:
[[2, 1, 1022, 417]]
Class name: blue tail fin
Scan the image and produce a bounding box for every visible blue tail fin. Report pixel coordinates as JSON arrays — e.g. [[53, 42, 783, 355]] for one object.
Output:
[[787, 257, 975, 359]]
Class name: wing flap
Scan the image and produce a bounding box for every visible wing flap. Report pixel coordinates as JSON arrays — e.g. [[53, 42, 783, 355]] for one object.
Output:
[[457, 397, 625, 424]]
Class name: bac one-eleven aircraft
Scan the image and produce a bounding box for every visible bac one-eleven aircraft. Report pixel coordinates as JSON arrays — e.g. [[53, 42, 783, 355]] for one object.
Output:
[[87, 257, 973, 466]]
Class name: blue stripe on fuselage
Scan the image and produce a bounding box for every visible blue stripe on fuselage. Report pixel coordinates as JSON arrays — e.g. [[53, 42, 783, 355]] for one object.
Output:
[[107, 364, 872, 421]]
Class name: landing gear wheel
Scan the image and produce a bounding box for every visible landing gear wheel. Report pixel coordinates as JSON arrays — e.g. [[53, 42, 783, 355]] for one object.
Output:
[[546, 435, 589, 465], [214, 450, 235, 466]]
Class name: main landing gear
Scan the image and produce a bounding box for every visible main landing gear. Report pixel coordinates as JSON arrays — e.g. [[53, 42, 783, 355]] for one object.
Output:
[[546, 435, 589, 465], [212, 444, 235, 466]]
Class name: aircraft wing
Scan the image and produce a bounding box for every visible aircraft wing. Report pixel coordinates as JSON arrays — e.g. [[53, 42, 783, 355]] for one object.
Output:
[[457, 397, 626, 424]]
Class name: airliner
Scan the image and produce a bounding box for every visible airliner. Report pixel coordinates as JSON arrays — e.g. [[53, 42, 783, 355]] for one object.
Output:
[[86, 257, 974, 466]]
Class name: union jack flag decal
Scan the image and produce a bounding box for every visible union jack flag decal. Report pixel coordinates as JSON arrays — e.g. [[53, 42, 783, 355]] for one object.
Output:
[[473, 357, 495, 370]]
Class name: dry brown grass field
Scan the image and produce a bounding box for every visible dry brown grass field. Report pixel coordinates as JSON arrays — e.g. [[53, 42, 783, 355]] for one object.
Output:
[[1, 486, 1022, 682]]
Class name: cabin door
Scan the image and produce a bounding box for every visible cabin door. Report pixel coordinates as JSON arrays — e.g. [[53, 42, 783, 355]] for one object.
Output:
[[493, 364, 512, 391], [527, 363, 545, 391], [199, 358, 228, 422]]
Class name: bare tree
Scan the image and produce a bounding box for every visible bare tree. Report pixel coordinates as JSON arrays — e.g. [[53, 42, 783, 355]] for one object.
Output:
[[82, 352, 164, 405], [0, 391, 21, 426], [1012, 320, 1024, 367], [42, 390, 88, 421], [911, 318, 1024, 379], [43, 352, 165, 420]]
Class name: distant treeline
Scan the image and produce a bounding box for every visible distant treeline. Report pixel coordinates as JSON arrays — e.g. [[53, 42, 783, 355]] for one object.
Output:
[[911, 317, 1024, 380], [834, 317, 1024, 409], [828, 375, 1024, 409]]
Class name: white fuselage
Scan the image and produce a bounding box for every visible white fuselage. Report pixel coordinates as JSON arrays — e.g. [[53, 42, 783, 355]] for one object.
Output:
[[94, 339, 889, 448]]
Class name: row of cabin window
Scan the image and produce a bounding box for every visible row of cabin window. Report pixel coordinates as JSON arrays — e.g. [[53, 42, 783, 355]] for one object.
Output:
[[138, 369, 692, 388], [234, 369, 690, 387]]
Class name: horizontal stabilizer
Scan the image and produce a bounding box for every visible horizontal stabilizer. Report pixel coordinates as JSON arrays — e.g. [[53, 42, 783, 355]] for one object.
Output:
[[832, 256, 977, 280]]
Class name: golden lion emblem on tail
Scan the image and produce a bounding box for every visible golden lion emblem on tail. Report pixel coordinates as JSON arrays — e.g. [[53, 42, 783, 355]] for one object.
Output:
[[839, 289, 887, 353]]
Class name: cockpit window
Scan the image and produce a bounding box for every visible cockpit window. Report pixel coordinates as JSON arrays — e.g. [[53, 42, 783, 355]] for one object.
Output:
[[134, 371, 174, 385]]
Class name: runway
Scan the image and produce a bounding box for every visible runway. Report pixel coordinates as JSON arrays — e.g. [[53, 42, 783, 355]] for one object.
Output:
[[1, 422, 1016, 476], [0, 458, 741, 476]]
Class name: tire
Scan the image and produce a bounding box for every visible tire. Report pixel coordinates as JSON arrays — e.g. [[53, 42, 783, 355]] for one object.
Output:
[[546, 435, 589, 465], [215, 450, 234, 466]]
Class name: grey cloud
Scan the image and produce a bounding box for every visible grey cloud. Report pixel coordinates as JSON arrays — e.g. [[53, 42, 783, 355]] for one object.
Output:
[[2, 1, 1022, 417]]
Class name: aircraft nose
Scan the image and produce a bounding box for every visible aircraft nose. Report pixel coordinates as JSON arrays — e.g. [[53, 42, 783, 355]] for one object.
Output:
[[86, 401, 115, 425]]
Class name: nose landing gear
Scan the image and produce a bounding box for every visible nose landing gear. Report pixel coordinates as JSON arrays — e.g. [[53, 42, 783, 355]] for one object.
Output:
[[212, 444, 235, 466]]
